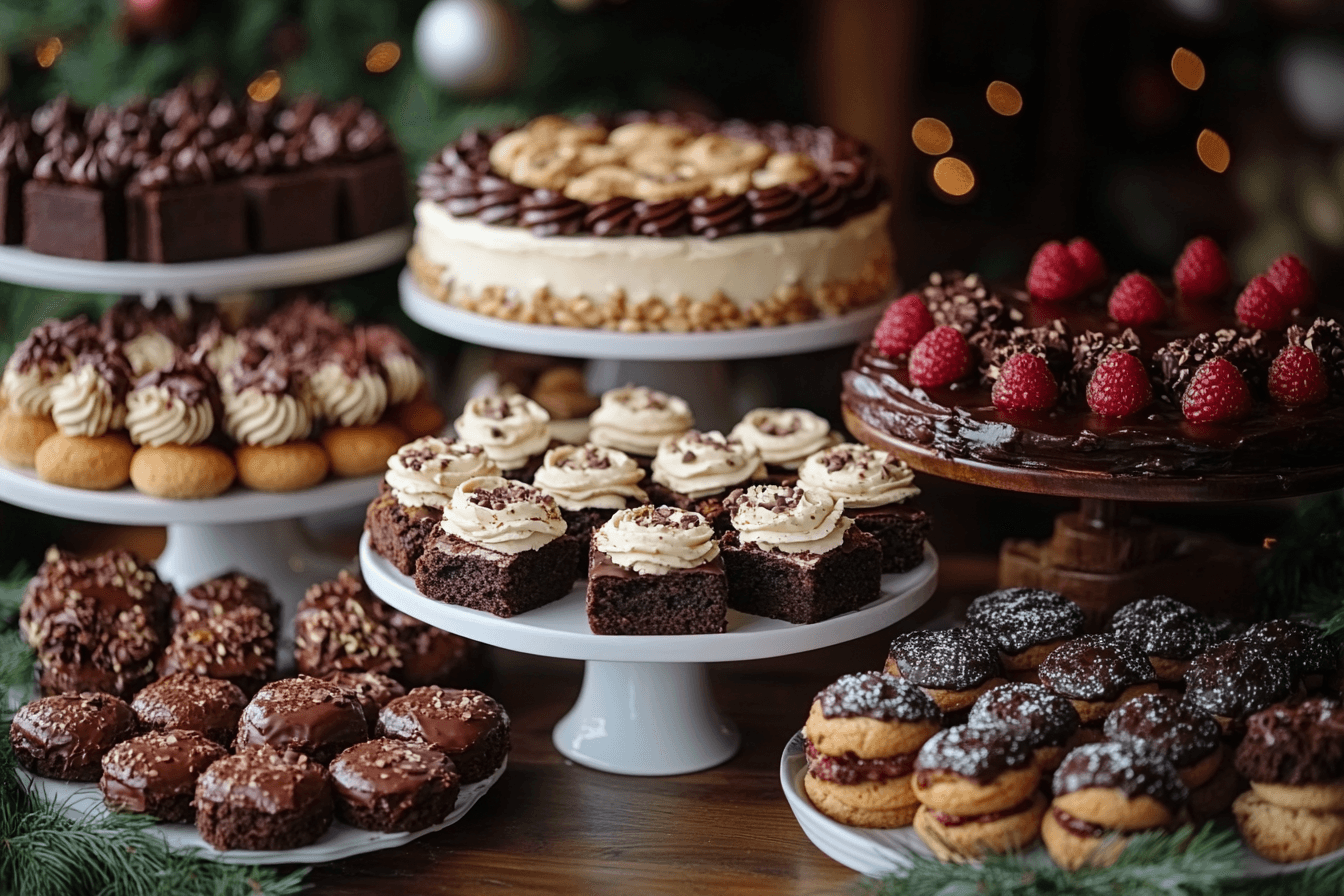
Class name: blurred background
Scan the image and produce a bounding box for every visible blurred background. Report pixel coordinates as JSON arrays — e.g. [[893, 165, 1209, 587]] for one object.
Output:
[[3, 0, 1342, 569]]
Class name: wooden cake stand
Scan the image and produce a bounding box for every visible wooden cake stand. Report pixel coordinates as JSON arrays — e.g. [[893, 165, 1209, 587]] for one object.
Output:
[[843, 408, 1344, 627]]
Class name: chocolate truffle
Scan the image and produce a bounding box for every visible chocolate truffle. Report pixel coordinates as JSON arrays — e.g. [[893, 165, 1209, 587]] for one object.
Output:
[[1183, 640, 1294, 733], [171, 572, 278, 626], [966, 588, 1085, 680], [1037, 635, 1158, 724], [100, 729, 228, 823], [194, 746, 335, 851], [159, 604, 277, 697], [234, 676, 369, 764], [1107, 596, 1215, 682], [10, 692, 136, 781], [1104, 693, 1222, 789], [329, 738, 461, 833], [323, 670, 406, 729], [131, 673, 247, 746], [884, 628, 1006, 712], [377, 687, 510, 784]]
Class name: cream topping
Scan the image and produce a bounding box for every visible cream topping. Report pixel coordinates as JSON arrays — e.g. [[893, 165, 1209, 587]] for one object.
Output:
[[438, 476, 565, 554], [453, 394, 551, 472], [126, 384, 213, 447], [123, 331, 177, 377], [588, 386, 693, 457], [385, 436, 499, 508], [223, 387, 312, 447], [1, 363, 62, 416], [381, 352, 425, 406], [650, 430, 764, 499], [729, 408, 835, 468], [50, 364, 120, 437], [532, 443, 648, 511], [797, 443, 920, 509], [593, 505, 720, 575], [726, 484, 851, 555], [309, 361, 388, 427], [204, 333, 243, 379]]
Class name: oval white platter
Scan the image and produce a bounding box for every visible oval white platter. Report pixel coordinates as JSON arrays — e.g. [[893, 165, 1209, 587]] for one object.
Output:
[[0, 227, 410, 296], [0, 463, 381, 526], [779, 730, 1343, 879], [360, 533, 939, 663], [16, 757, 504, 866], [400, 269, 892, 361]]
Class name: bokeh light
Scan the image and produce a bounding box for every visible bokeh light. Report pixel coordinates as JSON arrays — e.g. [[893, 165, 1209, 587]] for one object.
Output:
[[986, 81, 1023, 116], [247, 70, 283, 102], [1171, 47, 1206, 90], [1197, 128, 1231, 172], [911, 117, 953, 155], [34, 38, 62, 69], [933, 157, 976, 196], [365, 41, 401, 73]]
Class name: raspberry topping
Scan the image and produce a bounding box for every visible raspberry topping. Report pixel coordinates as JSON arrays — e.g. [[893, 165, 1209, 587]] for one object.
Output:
[[1269, 344, 1330, 407], [1066, 237, 1106, 289], [908, 326, 973, 389], [1182, 357, 1253, 424], [1235, 275, 1288, 330], [1086, 350, 1152, 418], [1173, 236, 1229, 302], [1265, 253, 1314, 309], [1107, 273, 1166, 326], [991, 353, 1059, 412], [1026, 241, 1081, 302], [872, 293, 934, 358]]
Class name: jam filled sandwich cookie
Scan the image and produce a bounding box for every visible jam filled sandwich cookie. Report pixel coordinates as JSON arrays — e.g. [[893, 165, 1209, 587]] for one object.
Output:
[[968, 682, 1080, 777], [1183, 639, 1294, 737], [912, 724, 1047, 862], [1104, 692, 1234, 820], [965, 588, 1085, 683], [1037, 635, 1158, 726], [803, 672, 943, 829], [885, 628, 1006, 713], [1106, 596, 1215, 684]]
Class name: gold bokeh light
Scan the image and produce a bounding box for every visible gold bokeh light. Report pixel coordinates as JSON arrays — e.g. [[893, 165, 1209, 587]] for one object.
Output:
[[911, 117, 953, 156], [1197, 128, 1230, 173], [986, 81, 1023, 116], [933, 157, 975, 197], [365, 41, 401, 73], [35, 37, 62, 69], [247, 70, 283, 103], [1171, 48, 1206, 90]]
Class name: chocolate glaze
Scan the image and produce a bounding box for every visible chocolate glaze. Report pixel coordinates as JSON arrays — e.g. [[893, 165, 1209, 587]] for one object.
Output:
[[378, 686, 504, 753], [1236, 620, 1338, 679], [99, 729, 227, 816], [1038, 636, 1156, 702], [329, 738, 459, 817], [131, 672, 246, 746], [887, 629, 1002, 691], [968, 682, 1079, 750], [804, 738, 916, 784], [915, 724, 1034, 784], [1183, 640, 1294, 721], [814, 671, 941, 724], [173, 571, 277, 625], [1103, 692, 1220, 768], [159, 604, 276, 694], [324, 671, 406, 729], [234, 676, 368, 764], [1052, 741, 1188, 810], [9, 692, 136, 781], [1235, 698, 1344, 785], [195, 745, 332, 816], [1107, 596, 1215, 661], [965, 588, 1085, 655]]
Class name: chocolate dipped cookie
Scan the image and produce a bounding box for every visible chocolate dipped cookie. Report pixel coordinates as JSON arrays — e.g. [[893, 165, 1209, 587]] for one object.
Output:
[[1037, 635, 1158, 725], [885, 629, 1006, 713], [100, 729, 228, 823], [1107, 596, 1215, 684], [968, 682, 1080, 776], [234, 676, 369, 764], [1183, 640, 1294, 736], [965, 588, 1085, 682]]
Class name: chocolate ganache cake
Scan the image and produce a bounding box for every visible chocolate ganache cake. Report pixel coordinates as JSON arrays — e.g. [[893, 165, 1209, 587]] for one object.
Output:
[[411, 113, 892, 332], [842, 241, 1344, 478]]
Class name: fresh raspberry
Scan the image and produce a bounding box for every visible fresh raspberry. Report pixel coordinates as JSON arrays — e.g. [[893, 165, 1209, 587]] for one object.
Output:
[[872, 293, 935, 358], [1026, 241, 1081, 302], [1086, 351, 1152, 418], [992, 353, 1059, 412], [1265, 253, 1314, 309], [1173, 236, 1229, 302], [1066, 237, 1106, 289], [1107, 273, 1166, 326], [1268, 345, 1329, 407], [908, 326, 973, 388], [1182, 357, 1253, 423], [1235, 275, 1289, 330]]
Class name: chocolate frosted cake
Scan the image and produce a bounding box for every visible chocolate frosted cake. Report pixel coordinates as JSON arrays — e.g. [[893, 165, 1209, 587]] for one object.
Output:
[[411, 114, 892, 331]]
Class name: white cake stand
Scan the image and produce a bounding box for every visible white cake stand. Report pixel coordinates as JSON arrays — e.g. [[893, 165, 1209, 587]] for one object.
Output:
[[360, 533, 938, 776]]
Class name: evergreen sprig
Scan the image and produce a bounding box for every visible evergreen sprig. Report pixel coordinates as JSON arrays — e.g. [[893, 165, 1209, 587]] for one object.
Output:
[[1257, 491, 1344, 628]]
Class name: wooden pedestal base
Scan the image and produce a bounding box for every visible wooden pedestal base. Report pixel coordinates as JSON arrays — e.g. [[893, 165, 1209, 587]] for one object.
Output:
[[998, 499, 1263, 630]]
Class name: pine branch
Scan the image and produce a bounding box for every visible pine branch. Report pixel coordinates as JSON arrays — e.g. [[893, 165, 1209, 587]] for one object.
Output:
[[1257, 491, 1344, 623]]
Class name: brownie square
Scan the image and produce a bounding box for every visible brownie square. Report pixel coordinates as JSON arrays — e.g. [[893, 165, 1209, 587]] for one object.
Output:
[[720, 527, 882, 624], [241, 168, 339, 253], [643, 483, 734, 532], [366, 492, 443, 576], [127, 180, 248, 262], [413, 533, 582, 617], [586, 545, 729, 635], [851, 504, 930, 573], [0, 170, 23, 244], [23, 180, 125, 260], [559, 506, 624, 580], [332, 151, 408, 239]]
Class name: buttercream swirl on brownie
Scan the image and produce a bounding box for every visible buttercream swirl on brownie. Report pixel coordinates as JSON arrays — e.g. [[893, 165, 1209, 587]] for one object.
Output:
[[308, 334, 388, 427], [651, 430, 764, 499], [1104, 693, 1220, 769], [1053, 741, 1188, 809], [729, 408, 834, 469], [438, 476, 565, 554], [592, 505, 719, 575], [797, 443, 919, 509], [50, 345, 132, 437], [1107, 596, 1214, 661], [222, 357, 312, 447], [126, 356, 217, 447], [815, 671, 940, 723], [532, 444, 647, 511], [386, 437, 499, 508], [588, 386, 693, 457], [724, 484, 850, 554], [1038, 635, 1156, 702], [453, 394, 551, 472], [968, 683, 1079, 750]]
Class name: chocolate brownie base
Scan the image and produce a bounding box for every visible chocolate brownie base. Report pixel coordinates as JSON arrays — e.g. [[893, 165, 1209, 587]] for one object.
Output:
[[413, 535, 582, 617], [196, 799, 334, 852], [23, 181, 125, 260], [127, 181, 249, 263], [851, 504, 930, 573], [366, 493, 442, 576], [337, 787, 455, 833], [586, 547, 729, 635], [241, 169, 339, 253], [0, 170, 23, 244], [444, 719, 509, 784], [560, 506, 620, 579], [720, 527, 882, 624], [333, 152, 408, 239]]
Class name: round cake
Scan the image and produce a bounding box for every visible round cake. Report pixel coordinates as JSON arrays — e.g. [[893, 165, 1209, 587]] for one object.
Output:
[[410, 113, 893, 332]]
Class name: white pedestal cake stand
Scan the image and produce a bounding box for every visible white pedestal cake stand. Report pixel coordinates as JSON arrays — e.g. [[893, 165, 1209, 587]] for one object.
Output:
[[361, 533, 938, 776]]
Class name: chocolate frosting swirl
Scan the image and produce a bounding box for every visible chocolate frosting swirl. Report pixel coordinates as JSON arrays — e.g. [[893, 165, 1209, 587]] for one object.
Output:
[[519, 189, 586, 237], [746, 184, 806, 231], [583, 197, 639, 236], [632, 199, 690, 237], [689, 194, 750, 239]]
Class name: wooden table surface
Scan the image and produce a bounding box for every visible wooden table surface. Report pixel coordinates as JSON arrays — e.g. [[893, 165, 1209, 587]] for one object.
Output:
[[305, 555, 996, 896]]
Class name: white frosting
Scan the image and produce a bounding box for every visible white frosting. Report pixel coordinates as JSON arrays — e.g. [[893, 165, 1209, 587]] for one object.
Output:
[[1, 363, 61, 416], [650, 430, 764, 499], [453, 394, 551, 472], [310, 362, 388, 427], [532, 443, 648, 511], [123, 331, 177, 377], [730, 408, 835, 469], [797, 443, 920, 509], [593, 505, 720, 575], [50, 364, 119, 437], [588, 386, 693, 457], [414, 199, 892, 306], [727, 484, 851, 555], [381, 353, 425, 406], [126, 385, 213, 447], [223, 387, 313, 447], [203, 333, 243, 378], [385, 437, 500, 508], [437, 476, 565, 554]]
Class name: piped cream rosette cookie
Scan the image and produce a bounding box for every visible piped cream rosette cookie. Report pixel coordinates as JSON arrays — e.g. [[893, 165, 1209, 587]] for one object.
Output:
[[1043, 742, 1188, 871], [967, 682, 1080, 778], [36, 343, 135, 490], [0, 317, 97, 466], [912, 725, 1047, 862], [729, 408, 837, 476], [647, 429, 765, 529], [311, 331, 407, 477], [804, 672, 943, 829], [366, 437, 500, 574], [126, 354, 235, 499], [1037, 635, 1158, 727], [533, 443, 648, 580], [797, 443, 929, 573], [365, 324, 445, 439], [965, 588, 1085, 683], [454, 393, 553, 481], [224, 356, 328, 493], [587, 385, 693, 464], [885, 629, 1007, 713]]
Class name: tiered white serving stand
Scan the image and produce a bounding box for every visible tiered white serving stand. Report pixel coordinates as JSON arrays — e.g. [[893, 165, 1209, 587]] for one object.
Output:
[[0, 228, 410, 619]]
